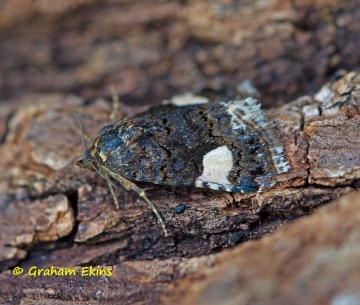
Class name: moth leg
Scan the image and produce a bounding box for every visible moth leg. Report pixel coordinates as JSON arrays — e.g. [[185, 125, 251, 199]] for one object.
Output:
[[109, 85, 120, 124], [111, 172, 168, 236], [106, 180, 120, 210]]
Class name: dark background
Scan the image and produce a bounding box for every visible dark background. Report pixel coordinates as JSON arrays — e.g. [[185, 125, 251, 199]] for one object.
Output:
[[1, 0, 359, 107]]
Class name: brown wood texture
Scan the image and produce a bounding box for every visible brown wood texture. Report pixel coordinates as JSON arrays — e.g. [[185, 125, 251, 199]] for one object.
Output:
[[1, 0, 359, 107], [0, 1, 360, 304]]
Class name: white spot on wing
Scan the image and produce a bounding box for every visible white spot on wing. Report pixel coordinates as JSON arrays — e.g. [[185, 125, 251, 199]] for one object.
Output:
[[195, 180, 203, 188], [162, 93, 209, 107], [196, 146, 233, 186]]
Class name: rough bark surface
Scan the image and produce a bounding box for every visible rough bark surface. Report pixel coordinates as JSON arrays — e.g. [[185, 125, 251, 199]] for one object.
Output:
[[1, 0, 360, 106], [1, 1, 360, 305], [1, 71, 360, 304]]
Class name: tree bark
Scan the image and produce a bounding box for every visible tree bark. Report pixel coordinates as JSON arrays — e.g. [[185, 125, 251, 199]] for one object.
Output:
[[0, 1, 360, 304], [1, 71, 360, 304]]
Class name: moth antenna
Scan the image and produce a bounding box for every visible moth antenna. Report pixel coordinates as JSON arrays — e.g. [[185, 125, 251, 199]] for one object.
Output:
[[71, 113, 90, 149], [92, 164, 117, 189], [109, 84, 120, 124], [78, 117, 87, 149]]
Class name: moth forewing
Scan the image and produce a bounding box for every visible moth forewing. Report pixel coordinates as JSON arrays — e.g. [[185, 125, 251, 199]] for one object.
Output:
[[76, 97, 289, 236]]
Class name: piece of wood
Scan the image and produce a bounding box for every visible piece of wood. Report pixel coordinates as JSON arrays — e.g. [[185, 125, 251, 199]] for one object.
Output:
[[0, 0, 358, 106], [0, 71, 359, 304], [1, 0, 360, 303]]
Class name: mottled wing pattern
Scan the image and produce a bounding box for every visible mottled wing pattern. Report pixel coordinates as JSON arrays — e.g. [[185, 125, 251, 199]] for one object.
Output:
[[98, 98, 289, 193]]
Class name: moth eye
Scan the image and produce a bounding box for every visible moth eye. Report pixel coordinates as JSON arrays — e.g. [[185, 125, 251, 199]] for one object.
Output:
[[76, 160, 86, 168], [76, 150, 97, 171], [76, 159, 95, 171]]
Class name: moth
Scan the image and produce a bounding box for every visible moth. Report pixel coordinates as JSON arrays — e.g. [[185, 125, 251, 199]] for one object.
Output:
[[76, 96, 290, 236]]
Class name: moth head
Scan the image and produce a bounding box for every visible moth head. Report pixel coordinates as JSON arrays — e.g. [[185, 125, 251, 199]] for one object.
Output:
[[76, 149, 96, 172], [76, 146, 116, 189]]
